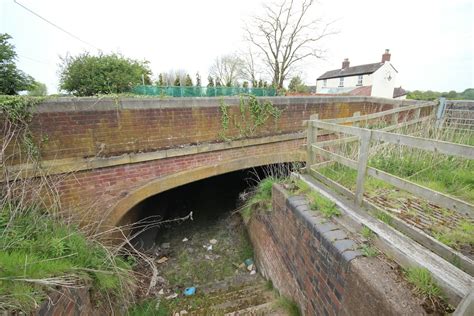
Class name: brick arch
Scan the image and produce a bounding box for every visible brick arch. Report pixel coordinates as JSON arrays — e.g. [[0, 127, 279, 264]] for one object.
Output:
[[108, 151, 304, 226]]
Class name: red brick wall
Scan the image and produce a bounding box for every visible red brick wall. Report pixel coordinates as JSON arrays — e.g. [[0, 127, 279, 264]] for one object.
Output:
[[56, 138, 304, 224], [18, 97, 394, 161], [247, 184, 425, 316]]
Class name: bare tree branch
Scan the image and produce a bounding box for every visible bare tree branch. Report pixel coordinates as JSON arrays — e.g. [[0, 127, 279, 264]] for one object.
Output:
[[244, 0, 336, 89]]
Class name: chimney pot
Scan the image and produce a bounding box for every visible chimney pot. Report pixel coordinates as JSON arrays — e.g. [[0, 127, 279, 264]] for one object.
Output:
[[342, 58, 350, 69], [382, 49, 391, 63]]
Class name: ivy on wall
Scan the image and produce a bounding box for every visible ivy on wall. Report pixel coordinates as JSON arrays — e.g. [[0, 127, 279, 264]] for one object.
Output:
[[219, 95, 283, 140], [0, 95, 44, 161]]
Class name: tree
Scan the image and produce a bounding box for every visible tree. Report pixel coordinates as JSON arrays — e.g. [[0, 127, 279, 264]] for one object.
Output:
[[207, 76, 214, 87], [59, 52, 151, 96], [157, 73, 165, 86], [215, 77, 222, 87], [209, 54, 243, 87], [28, 81, 48, 96], [184, 74, 193, 86], [196, 72, 201, 87], [288, 76, 309, 93], [0, 33, 34, 95], [245, 0, 335, 89], [173, 75, 181, 86]]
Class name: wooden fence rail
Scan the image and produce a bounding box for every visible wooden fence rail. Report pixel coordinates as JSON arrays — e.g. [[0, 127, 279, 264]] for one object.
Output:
[[305, 102, 474, 218]]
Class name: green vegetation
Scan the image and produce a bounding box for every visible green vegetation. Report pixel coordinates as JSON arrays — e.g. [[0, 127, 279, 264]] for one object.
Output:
[[375, 211, 393, 226], [0, 33, 35, 95], [293, 179, 340, 218], [59, 52, 152, 96], [0, 95, 45, 160], [218, 95, 282, 140], [361, 226, 375, 240], [360, 244, 378, 257], [0, 203, 134, 312], [128, 299, 169, 316], [275, 296, 301, 316], [432, 220, 474, 250], [407, 88, 474, 101], [241, 177, 277, 223], [288, 76, 309, 93], [405, 267, 443, 300], [27, 81, 48, 96]]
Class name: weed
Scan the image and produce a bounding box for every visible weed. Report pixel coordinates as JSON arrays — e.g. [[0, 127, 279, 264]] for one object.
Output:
[[375, 211, 393, 226], [275, 296, 301, 316], [432, 220, 474, 250], [405, 267, 443, 300], [308, 191, 340, 218], [265, 280, 274, 291], [361, 226, 374, 240], [128, 299, 168, 316], [360, 244, 378, 257], [241, 177, 277, 223], [0, 204, 134, 313]]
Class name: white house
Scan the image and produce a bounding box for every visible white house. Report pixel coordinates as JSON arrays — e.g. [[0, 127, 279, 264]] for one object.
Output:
[[316, 49, 406, 99]]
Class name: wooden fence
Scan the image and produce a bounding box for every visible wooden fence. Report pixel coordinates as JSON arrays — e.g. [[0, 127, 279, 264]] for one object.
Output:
[[303, 101, 474, 275]]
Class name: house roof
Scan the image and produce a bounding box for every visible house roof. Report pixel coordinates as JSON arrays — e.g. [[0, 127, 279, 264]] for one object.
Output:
[[348, 85, 372, 96], [317, 62, 383, 80], [393, 87, 408, 98]]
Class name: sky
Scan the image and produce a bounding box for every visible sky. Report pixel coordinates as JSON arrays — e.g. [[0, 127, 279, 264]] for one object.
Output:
[[1, 0, 473, 94]]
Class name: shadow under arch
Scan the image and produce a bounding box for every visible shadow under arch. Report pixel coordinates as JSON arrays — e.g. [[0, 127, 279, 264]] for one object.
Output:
[[108, 151, 305, 226]]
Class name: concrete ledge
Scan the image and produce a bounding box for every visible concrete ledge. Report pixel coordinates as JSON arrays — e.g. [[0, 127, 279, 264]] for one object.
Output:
[[32, 96, 424, 112]]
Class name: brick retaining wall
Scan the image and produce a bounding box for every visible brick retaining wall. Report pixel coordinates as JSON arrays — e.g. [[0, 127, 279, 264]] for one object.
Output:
[[247, 184, 426, 315]]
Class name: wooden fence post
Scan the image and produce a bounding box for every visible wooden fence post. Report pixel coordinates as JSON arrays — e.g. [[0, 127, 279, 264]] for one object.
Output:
[[353, 111, 361, 127], [392, 104, 400, 125], [306, 114, 319, 170], [355, 129, 372, 206]]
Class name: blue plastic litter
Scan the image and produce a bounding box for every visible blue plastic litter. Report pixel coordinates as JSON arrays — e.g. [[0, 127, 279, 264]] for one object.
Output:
[[244, 258, 254, 267], [184, 287, 196, 296]]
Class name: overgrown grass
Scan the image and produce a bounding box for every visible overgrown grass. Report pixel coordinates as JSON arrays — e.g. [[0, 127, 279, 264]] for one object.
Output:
[[241, 177, 277, 223], [432, 220, 474, 250], [0, 203, 134, 312], [405, 267, 443, 300], [275, 296, 301, 316]]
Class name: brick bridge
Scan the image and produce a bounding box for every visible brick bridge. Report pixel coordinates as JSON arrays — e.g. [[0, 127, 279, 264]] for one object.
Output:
[[5, 96, 416, 226]]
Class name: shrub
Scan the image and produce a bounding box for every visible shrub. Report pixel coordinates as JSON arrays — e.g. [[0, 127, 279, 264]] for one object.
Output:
[[59, 52, 152, 96]]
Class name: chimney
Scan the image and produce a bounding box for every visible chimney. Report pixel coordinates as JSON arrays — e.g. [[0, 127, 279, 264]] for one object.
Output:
[[342, 58, 350, 69], [382, 49, 391, 63]]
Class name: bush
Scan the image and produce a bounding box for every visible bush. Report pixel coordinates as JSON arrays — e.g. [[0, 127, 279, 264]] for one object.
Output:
[[59, 52, 152, 96]]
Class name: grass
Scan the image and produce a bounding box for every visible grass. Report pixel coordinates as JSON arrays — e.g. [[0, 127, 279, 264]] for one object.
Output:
[[375, 211, 393, 226], [361, 226, 375, 240], [432, 220, 474, 250], [360, 244, 378, 257], [241, 177, 277, 223], [275, 296, 301, 316], [404, 267, 443, 300], [294, 179, 341, 218], [0, 203, 134, 313], [127, 299, 168, 316]]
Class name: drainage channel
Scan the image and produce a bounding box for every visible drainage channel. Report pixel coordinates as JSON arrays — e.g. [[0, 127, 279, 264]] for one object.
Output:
[[127, 166, 289, 315]]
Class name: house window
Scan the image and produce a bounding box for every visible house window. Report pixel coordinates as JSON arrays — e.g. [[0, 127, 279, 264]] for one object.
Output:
[[339, 77, 344, 87], [357, 75, 363, 86], [323, 79, 327, 87]]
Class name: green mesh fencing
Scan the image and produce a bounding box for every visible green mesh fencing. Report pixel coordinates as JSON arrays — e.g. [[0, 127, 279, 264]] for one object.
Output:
[[132, 85, 277, 97]]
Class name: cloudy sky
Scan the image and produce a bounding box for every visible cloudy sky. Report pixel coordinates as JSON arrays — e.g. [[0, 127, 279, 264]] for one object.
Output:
[[1, 0, 473, 94]]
